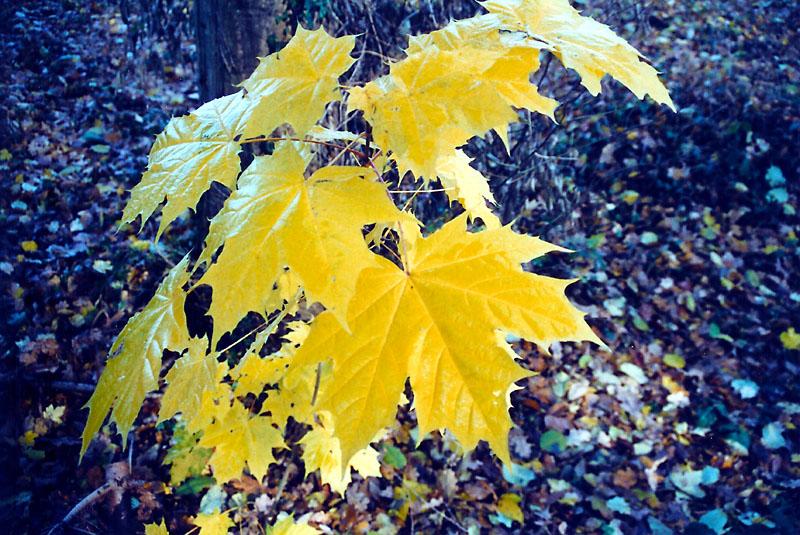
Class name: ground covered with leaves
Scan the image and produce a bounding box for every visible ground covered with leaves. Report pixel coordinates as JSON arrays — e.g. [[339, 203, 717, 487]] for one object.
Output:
[[2, 0, 799, 533]]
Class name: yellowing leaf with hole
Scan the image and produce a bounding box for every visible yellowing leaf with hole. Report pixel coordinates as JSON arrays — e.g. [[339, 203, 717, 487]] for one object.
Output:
[[263, 362, 322, 428], [193, 512, 233, 535], [159, 338, 226, 423], [81, 257, 192, 456], [233, 354, 290, 397], [482, 0, 674, 109], [300, 412, 381, 494], [200, 143, 409, 342], [164, 423, 211, 485], [241, 26, 356, 137], [257, 321, 318, 427], [290, 216, 601, 469], [122, 92, 257, 238], [196, 398, 283, 483]]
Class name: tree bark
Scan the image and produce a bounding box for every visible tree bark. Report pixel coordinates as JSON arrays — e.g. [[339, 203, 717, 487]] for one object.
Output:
[[195, 0, 293, 101], [191, 1, 302, 262]]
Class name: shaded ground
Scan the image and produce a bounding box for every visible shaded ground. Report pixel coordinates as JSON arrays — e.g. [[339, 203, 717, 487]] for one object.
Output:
[[2, 0, 799, 533]]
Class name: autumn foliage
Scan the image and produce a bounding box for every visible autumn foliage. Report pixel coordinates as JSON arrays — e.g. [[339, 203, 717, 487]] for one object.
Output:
[[81, 1, 672, 531]]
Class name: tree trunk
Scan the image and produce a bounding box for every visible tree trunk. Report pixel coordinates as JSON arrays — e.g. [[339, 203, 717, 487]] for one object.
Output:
[[195, 0, 293, 100], [191, 1, 302, 265]]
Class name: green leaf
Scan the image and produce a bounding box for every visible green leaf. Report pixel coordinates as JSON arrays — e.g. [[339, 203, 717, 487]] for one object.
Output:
[[175, 476, 215, 496], [381, 445, 407, 469], [632, 313, 650, 332], [708, 323, 733, 343], [539, 430, 567, 453], [663, 353, 685, 369]]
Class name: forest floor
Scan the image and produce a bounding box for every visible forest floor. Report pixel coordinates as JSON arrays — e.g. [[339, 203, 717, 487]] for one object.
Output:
[[2, 0, 799, 534]]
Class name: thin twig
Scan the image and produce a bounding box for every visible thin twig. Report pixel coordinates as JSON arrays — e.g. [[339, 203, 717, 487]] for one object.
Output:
[[238, 135, 369, 161], [47, 483, 113, 535], [270, 464, 293, 517], [388, 188, 452, 194], [216, 291, 300, 356]]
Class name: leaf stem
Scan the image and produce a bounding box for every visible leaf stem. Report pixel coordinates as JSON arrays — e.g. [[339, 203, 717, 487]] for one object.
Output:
[[389, 187, 452, 193], [239, 135, 370, 161], [216, 291, 300, 356]]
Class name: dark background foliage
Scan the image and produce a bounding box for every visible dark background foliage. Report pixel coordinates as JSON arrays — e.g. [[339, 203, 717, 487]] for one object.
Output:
[[1, 0, 799, 533]]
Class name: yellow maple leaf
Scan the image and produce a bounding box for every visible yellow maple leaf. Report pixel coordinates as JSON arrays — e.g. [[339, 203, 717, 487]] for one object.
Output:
[[781, 327, 800, 350], [435, 150, 501, 228], [290, 216, 601, 468], [482, 0, 675, 110], [233, 320, 307, 398], [263, 361, 323, 429], [241, 26, 355, 138], [81, 256, 192, 456], [233, 353, 290, 397], [196, 397, 284, 483], [199, 143, 409, 342], [248, 321, 318, 427], [144, 520, 169, 535], [496, 492, 524, 523], [193, 511, 233, 535], [164, 423, 211, 485], [300, 412, 381, 494], [159, 337, 226, 424], [123, 27, 356, 238], [269, 516, 320, 535], [122, 92, 252, 238], [349, 15, 555, 224]]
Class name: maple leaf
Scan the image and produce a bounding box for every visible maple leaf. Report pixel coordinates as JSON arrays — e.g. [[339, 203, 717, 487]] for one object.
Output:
[[263, 360, 323, 429], [241, 26, 356, 138], [163, 423, 211, 485], [290, 216, 601, 468], [348, 15, 555, 223], [482, 0, 675, 109], [232, 350, 290, 398], [144, 520, 169, 535], [193, 511, 233, 535], [196, 396, 284, 483], [123, 28, 355, 238], [199, 143, 409, 342], [300, 412, 381, 494], [122, 92, 253, 238], [233, 320, 308, 400], [270, 516, 321, 535], [435, 150, 501, 228], [159, 337, 226, 424], [81, 256, 191, 456]]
